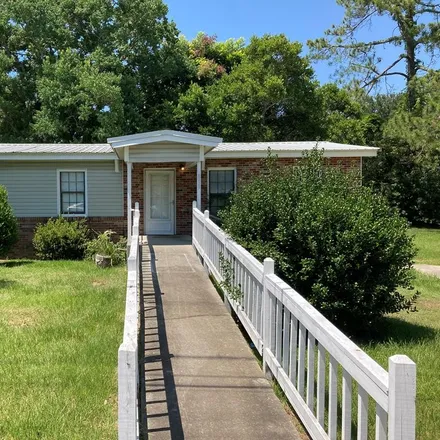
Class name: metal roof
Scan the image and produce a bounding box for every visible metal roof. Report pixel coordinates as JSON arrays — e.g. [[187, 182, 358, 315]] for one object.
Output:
[[0, 140, 379, 159], [0, 143, 113, 154], [212, 141, 375, 152]]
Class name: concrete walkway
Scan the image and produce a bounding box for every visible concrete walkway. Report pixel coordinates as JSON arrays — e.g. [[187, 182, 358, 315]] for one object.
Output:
[[415, 264, 440, 277], [139, 236, 300, 440]]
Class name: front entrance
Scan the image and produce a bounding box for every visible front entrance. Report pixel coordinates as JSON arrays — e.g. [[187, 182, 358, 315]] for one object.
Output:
[[144, 170, 175, 235]]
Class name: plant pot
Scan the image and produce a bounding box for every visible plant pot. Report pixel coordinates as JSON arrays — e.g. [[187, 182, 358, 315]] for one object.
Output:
[[95, 254, 112, 268]]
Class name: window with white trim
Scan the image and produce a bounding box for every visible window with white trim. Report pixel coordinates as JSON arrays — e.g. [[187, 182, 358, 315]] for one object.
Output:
[[59, 171, 86, 215], [208, 168, 236, 217]]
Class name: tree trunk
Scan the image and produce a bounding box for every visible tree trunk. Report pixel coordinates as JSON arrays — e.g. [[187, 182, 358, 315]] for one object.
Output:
[[403, 8, 418, 111]]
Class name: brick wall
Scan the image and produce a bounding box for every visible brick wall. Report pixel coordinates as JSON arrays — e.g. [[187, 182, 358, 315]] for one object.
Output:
[[9, 156, 360, 258], [201, 156, 361, 210], [9, 216, 126, 258]]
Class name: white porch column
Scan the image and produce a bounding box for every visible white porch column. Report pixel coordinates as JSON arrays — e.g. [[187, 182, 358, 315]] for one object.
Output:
[[125, 146, 133, 240], [196, 160, 202, 210], [127, 162, 132, 240], [197, 145, 204, 210]]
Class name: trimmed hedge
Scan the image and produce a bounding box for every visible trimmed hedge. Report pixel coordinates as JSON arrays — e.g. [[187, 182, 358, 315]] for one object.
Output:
[[220, 150, 418, 336], [33, 218, 90, 260], [0, 185, 18, 257]]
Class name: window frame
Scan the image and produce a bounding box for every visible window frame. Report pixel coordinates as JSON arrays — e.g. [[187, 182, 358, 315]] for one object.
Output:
[[207, 167, 237, 217], [57, 169, 88, 217]]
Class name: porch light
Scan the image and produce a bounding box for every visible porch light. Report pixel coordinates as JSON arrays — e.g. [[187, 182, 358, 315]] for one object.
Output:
[[180, 164, 185, 171]]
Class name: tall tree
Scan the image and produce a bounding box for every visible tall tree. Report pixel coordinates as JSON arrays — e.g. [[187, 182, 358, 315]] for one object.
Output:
[[176, 34, 323, 142], [0, 0, 191, 142], [308, 0, 440, 109]]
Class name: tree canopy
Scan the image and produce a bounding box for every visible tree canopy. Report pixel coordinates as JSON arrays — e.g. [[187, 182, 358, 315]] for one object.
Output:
[[308, 0, 440, 109]]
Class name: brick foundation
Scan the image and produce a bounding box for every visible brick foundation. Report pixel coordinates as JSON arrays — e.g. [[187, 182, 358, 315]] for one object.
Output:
[[9, 216, 126, 259]]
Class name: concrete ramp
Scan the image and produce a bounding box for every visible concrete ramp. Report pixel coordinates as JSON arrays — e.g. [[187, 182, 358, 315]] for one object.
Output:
[[139, 235, 301, 440]]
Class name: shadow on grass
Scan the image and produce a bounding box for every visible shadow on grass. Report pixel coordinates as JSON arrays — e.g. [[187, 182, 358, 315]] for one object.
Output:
[[365, 315, 438, 346], [0, 279, 16, 289], [0, 260, 34, 268]]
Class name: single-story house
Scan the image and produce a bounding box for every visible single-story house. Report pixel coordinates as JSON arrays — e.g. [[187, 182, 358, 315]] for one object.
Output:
[[0, 130, 378, 256]]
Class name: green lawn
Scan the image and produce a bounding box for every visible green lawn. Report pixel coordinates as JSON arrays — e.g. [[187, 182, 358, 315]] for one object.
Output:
[[360, 249, 440, 438], [0, 260, 126, 440], [410, 227, 440, 265]]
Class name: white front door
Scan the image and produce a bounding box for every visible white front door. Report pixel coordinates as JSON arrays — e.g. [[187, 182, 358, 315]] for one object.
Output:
[[145, 170, 175, 235]]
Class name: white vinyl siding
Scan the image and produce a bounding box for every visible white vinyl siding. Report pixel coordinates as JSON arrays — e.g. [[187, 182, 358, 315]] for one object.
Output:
[[129, 143, 200, 163], [0, 161, 123, 217]]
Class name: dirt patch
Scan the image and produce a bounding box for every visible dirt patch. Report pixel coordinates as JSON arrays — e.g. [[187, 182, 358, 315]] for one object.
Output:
[[4, 307, 41, 328], [92, 280, 108, 288]]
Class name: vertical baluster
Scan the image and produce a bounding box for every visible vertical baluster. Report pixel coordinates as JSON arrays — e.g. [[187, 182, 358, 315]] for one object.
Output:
[[328, 355, 338, 440], [342, 369, 352, 440], [297, 323, 306, 398], [306, 333, 315, 411], [375, 403, 387, 440], [317, 343, 326, 427], [282, 310, 291, 372], [269, 291, 276, 353], [239, 262, 244, 307], [357, 385, 369, 440], [242, 267, 248, 309], [275, 300, 283, 362], [253, 278, 260, 331], [249, 276, 255, 324], [257, 284, 263, 337], [246, 270, 251, 313], [289, 316, 298, 383]]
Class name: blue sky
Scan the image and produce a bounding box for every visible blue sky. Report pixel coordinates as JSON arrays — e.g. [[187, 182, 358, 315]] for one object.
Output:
[[166, 0, 407, 91]]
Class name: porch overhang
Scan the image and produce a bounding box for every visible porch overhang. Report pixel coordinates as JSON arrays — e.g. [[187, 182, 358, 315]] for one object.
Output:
[[107, 130, 223, 162], [107, 130, 223, 238]]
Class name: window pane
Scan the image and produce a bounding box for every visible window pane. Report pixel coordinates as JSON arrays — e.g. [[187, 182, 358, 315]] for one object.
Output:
[[60, 172, 86, 214]]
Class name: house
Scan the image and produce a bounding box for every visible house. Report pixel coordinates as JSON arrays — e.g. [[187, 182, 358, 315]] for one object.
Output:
[[0, 130, 379, 256]]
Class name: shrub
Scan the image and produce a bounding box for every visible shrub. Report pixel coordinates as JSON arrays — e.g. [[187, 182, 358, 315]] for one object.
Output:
[[363, 138, 440, 226], [33, 218, 89, 260], [0, 185, 18, 257], [85, 230, 127, 266], [220, 149, 418, 336]]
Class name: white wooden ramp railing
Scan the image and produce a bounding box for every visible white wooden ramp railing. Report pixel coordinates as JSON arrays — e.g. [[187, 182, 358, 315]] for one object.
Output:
[[192, 203, 416, 440], [118, 202, 140, 440]]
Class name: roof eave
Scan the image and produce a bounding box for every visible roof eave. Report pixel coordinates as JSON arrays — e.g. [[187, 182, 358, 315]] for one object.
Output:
[[0, 153, 117, 161], [108, 130, 223, 150], [206, 148, 379, 159]]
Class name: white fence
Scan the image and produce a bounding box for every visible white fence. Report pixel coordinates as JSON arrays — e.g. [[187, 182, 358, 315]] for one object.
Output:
[[118, 202, 140, 440], [192, 203, 416, 440]]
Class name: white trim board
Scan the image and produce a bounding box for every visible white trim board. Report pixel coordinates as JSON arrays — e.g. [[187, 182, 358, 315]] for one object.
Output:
[[57, 169, 88, 217], [144, 168, 176, 235]]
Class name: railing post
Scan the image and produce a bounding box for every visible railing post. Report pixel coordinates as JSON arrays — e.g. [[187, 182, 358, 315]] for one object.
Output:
[[192, 201, 197, 248], [202, 210, 209, 265], [262, 258, 274, 377], [388, 355, 416, 440]]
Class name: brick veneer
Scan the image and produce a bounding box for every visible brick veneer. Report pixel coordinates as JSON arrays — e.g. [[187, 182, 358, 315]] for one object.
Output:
[[9, 216, 126, 258], [127, 157, 361, 236], [10, 156, 360, 257]]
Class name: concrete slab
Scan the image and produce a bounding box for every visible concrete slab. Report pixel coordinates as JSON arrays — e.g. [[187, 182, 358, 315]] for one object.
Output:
[[139, 235, 301, 440], [414, 264, 440, 277]]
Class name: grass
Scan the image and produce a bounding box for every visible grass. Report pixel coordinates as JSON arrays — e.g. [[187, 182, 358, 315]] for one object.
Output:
[[360, 271, 440, 439], [0, 260, 126, 440], [410, 227, 440, 265]]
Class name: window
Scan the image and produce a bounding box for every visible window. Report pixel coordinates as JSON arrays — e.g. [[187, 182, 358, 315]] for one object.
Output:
[[58, 171, 87, 215], [208, 168, 236, 217]]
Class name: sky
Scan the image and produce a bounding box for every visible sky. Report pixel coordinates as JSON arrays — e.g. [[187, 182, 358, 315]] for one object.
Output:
[[165, 0, 408, 91]]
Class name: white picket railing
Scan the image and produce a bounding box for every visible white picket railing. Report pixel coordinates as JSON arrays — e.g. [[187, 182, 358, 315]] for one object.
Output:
[[192, 202, 416, 440], [118, 202, 140, 440]]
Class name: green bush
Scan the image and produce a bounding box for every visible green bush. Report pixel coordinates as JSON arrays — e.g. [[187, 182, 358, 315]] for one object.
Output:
[[85, 230, 127, 266], [0, 185, 18, 257], [220, 150, 418, 336], [363, 139, 440, 226], [33, 218, 90, 260]]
